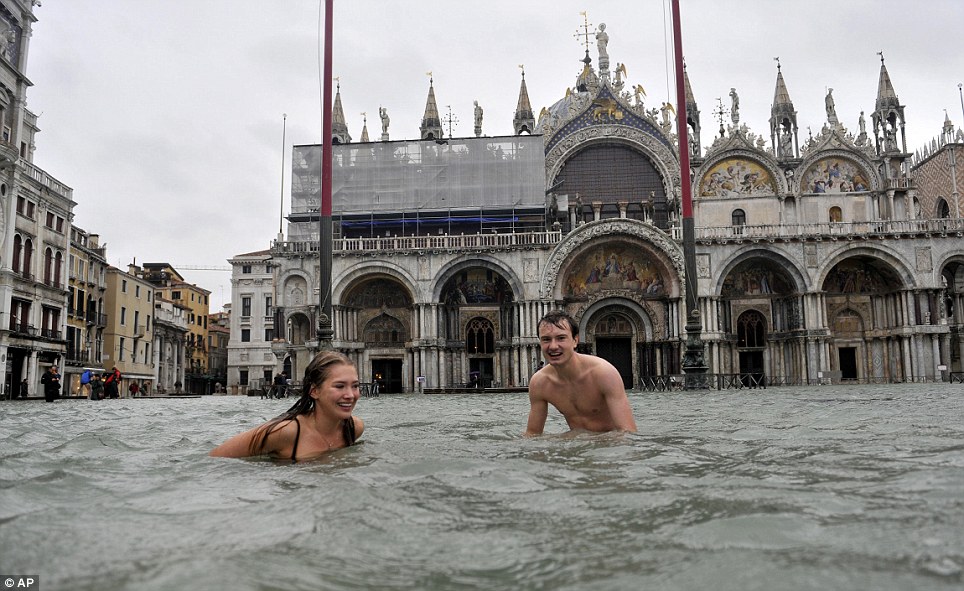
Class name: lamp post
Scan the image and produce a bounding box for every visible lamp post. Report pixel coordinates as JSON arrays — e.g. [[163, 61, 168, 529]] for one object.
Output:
[[317, 0, 334, 351], [671, 0, 708, 388]]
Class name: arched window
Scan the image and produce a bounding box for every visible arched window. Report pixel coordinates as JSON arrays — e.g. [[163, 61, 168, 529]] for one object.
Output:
[[829, 206, 843, 223], [12, 234, 21, 273], [54, 251, 63, 287], [43, 247, 53, 285], [731, 209, 746, 233], [937, 198, 950, 219], [363, 314, 407, 345], [737, 310, 766, 348], [466, 317, 495, 355], [22, 238, 32, 278]]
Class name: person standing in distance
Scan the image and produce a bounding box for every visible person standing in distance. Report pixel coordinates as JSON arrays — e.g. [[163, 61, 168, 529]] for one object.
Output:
[[525, 311, 637, 436], [41, 365, 62, 403]]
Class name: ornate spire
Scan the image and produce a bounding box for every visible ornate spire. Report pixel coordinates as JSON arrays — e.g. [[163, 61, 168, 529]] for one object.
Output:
[[682, 61, 701, 159], [769, 57, 798, 159], [420, 73, 443, 140], [871, 52, 906, 155], [331, 79, 351, 144], [874, 52, 901, 111], [513, 65, 535, 135], [360, 113, 369, 142]]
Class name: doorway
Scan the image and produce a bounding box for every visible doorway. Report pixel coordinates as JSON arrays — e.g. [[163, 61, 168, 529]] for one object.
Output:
[[739, 351, 765, 386], [371, 358, 403, 393], [838, 347, 858, 380], [595, 337, 633, 389], [469, 357, 493, 388]]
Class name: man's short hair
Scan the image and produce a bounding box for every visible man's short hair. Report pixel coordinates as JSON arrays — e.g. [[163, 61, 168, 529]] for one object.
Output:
[[538, 311, 579, 338]]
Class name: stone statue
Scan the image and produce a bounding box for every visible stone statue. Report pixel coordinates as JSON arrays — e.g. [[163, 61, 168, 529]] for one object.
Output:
[[379, 107, 390, 135], [858, 110, 866, 135], [825, 88, 837, 123], [473, 100, 483, 137], [729, 88, 740, 125], [596, 23, 609, 61], [779, 129, 793, 158]]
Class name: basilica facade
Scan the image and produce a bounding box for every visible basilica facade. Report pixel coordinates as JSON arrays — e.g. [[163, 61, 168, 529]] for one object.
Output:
[[228, 27, 964, 393]]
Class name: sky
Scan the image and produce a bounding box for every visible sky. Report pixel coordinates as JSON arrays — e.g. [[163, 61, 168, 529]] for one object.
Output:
[[25, 0, 964, 311]]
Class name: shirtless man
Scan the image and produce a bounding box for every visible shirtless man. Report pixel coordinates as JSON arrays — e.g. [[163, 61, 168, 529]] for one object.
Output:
[[525, 311, 637, 435]]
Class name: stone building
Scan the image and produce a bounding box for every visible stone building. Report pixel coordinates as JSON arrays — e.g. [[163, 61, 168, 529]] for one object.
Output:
[[64, 226, 108, 394], [0, 2, 75, 399], [231, 24, 963, 391]]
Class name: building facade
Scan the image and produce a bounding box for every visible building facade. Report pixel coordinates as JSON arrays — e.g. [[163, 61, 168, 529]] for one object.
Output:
[[232, 25, 964, 392], [152, 295, 189, 394], [0, 1, 76, 399], [227, 250, 277, 395], [64, 226, 108, 394], [138, 263, 211, 394], [103, 266, 155, 394]]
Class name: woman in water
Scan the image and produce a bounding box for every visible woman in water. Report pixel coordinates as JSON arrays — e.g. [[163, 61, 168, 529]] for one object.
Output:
[[210, 351, 365, 461]]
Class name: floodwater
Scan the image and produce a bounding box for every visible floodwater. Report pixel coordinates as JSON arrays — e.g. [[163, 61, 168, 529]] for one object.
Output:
[[1, 384, 962, 591]]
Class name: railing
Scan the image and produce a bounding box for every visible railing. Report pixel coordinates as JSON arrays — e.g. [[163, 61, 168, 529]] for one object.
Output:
[[40, 328, 62, 340], [8, 322, 36, 335], [22, 160, 73, 200], [694, 217, 964, 242], [273, 230, 563, 255]]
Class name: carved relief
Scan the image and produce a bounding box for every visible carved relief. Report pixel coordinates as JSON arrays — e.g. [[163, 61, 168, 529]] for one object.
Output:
[[916, 247, 933, 272], [542, 219, 683, 300]]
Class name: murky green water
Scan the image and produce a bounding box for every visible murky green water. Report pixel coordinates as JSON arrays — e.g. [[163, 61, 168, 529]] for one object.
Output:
[[1, 384, 962, 590]]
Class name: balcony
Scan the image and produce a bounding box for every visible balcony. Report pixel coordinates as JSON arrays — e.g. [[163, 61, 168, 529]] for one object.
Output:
[[272, 230, 564, 257], [86, 312, 108, 326], [40, 328, 63, 340], [692, 217, 964, 244], [8, 321, 35, 335]]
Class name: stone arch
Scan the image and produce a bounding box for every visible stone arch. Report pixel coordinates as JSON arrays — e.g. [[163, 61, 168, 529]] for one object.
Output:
[[287, 311, 312, 346], [714, 248, 810, 296], [333, 260, 418, 304], [542, 218, 683, 300], [815, 246, 915, 292], [281, 273, 310, 307], [545, 130, 680, 208], [797, 152, 878, 195], [432, 254, 523, 303], [362, 312, 407, 346], [695, 151, 787, 198], [578, 296, 655, 341]]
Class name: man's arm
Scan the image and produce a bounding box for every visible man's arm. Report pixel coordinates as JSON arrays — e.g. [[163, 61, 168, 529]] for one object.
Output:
[[524, 382, 549, 436], [598, 365, 637, 432]]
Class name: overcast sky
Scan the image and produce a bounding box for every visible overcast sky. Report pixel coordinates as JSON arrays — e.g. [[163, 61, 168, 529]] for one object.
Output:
[[26, 0, 964, 311]]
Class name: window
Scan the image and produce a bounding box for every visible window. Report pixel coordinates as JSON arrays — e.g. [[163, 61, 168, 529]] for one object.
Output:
[[147, 291, 151, 302], [56, 217, 64, 232], [239, 369, 249, 386], [264, 328, 274, 341], [136, 285, 140, 297], [26, 201, 34, 219], [263, 369, 272, 385], [122, 279, 128, 293], [16, 195, 24, 215], [12, 234, 20, 273], [829, 206, 842, 223], [120, 307, 127, 325], [119, 337, 126, 361], [41, 306, 61, 338], [9, 299, 30, 331], [265, 296, 273, 316], [134, 310, 140, 332], [172, 290, 181, 300], [43, 248, 52, 284], [241, 329, 251, 342], [147, 316, 151, 331], [54, 252, 63, 287], [241, 296, 251, 317], [731, 209, 746, 234], [242, 265, 252, 274], [144, 343, 151, 365], [46, 211, 54, 228]]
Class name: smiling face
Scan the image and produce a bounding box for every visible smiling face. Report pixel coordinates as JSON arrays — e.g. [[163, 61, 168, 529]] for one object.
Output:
[[538, 317, 579, 367], [309, 363, 361, 419]]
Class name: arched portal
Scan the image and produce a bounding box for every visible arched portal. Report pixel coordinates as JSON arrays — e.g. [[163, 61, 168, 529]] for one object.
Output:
[[344, 276, 414, 393]]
